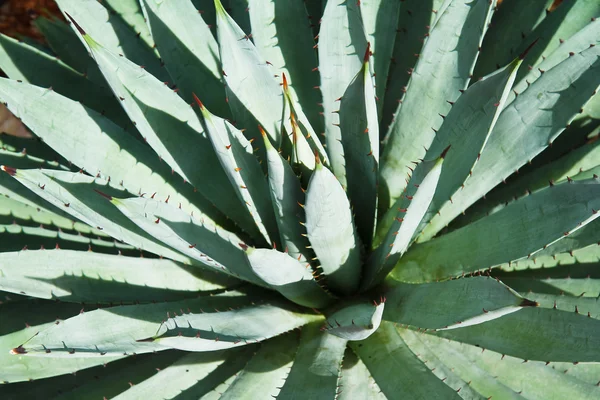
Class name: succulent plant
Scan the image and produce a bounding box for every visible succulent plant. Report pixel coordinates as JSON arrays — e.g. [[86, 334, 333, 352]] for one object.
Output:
[[0, 0, 599, 398]]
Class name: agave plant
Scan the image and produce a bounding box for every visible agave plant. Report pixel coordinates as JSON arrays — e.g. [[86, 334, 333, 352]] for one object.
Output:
[[0, 0, 599, 398]]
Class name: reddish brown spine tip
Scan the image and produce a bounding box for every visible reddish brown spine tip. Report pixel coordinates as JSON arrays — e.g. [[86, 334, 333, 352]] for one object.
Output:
[[519, 38, 539, 60], [315, 150, 321, 164], [440, 145, 451, 159], [258, 125, 267, 137], [10, 346, 26, 355], [64, 12, 86, 35], [93, 189, 113, 201], [519, 298, 539, 307], [282, 73, 288, 91], [363, 42, 371, 63], [239, 243, 249, 251], [192, 93, 204, 109], [0, 165, 16, 176]]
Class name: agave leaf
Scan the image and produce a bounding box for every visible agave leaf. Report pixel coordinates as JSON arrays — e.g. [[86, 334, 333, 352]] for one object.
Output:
[[525, 292, 600, 321], [0, 34, 130, 129], [220, 334, 298, 399], [0, 321, 124, 383], [197, 99, 279, 245], [396, 328, 489, 398], [338, 348, 386, 400], [141, 0, 230, 118], [262, 127, 312, 263], [102, 0, 155, 50], [394, 178, 600, 283], [512, 0, 600, 84], [0, 249, 231, 303], [112, 349, 254, 400], [247, 0, 322, 133], [365, 152, 445, 289], [318, 0, 368, 187], [55, 0, 168, 81], [304, 0, 324, 38], [414, 57, 522, 239], [277, 321, 347, 400], [339, 45, 379, 247], [1, 168, 188, 263], [151, 301, 318, 352], [322, 300, 384, 341], [350, 321, 461, 399], [383, 277, 536, 330], [380, 0, 494, 213], [359, 0, 400, 116], [245, 247, 334, 308], [213, 0, 282, 145], [421, 331, 600, 400], [110, 196, 259, 283], [423, 28, 600, 240], [381, 0, 446, 132], [473, 0, 553, 78], [436, 307, 600, 362], [304, 160, 362, 295]]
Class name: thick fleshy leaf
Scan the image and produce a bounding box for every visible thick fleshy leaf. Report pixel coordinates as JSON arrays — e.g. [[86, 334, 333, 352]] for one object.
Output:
[[0, 249, 230, 302], [141, 0, 230, 118], [245, 247, 333, 308], [214, 0, 283, 145], [102, 0, 155, 50], [318, 0, 368, 187], [422, 41, 600, 240], [322, 300, 384, 341], [394, 179, 600, 282], [304, 161, 362, 295], [198, 99, 278, 245], [247, 0, 321, 132], [338, 348, 385, 400], [220, 334, 298, 399], [383, 277, 536, 330], [365, 152, 445, 289], [339, 46, 379, 247], [380, 0, 494, 213], [351, 321, 461, 399], [435, 307, 600, 362], [277, 322, 347, 400]]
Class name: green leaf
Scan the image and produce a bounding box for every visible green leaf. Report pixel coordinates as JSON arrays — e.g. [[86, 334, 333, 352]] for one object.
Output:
[[318, 0, 368, 187], [419, 330, 600, 399], [435, 307, 600, 362], [322, 300, 384, 341], [338, 348, 385, 400], [2, 168, 188, 263], [277, 321, 347, 400], [141, 0, 230, 118], [339, 45, 379, 247], [304, 161, 362, 295], [247, 0, 322, 133], [214, 0, 282, 145], [525, 292, 600, 321], [198, 100, 279, 245], [415, 57, 522, 238], [351, 321, 461, 399], [380, 0, 494, 213], [422, 39, 600, 240], [383, 276, 535, 330], [365, 153, 445, 289], [220, 334, 298, 399], [245, 247, 334, 308], [0, 249, 230, 303], [55, 0, 168, 81], [263, 125, 312, 263], [102, 0, 155, 50], [394, 179, 600, 283]]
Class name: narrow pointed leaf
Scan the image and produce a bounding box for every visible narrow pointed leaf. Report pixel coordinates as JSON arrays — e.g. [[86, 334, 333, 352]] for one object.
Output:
[[214, 0, 283, 144], [305, 162, 362, 295], [318, 0, 368, 187], [277, 322, 347, 400], [102, 0, 155, 50], [338, 348, 385, 400], [395, 179, 600, 282], [245, 247, 333, 308], [322, 300, 384, 341], [339, 47, 379, 247], [380, 0, 494, 212]]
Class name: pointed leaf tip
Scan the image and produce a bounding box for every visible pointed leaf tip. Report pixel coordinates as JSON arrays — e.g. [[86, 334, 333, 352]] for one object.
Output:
[[519, 38, 540, 60], [0, 165, 16, 176], [439, 145, 451, 159], [282, 73, 289, 91], [519, 298, 539, 307], [363, 42, 371, 63], [192, 93, 205, 110], [93, 189, 113, 201], [64, 12, 86, 35], [258, 125, 267, 138]]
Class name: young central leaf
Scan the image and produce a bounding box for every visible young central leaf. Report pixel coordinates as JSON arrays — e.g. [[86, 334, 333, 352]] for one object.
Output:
[[305, 160, 362, 296]]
